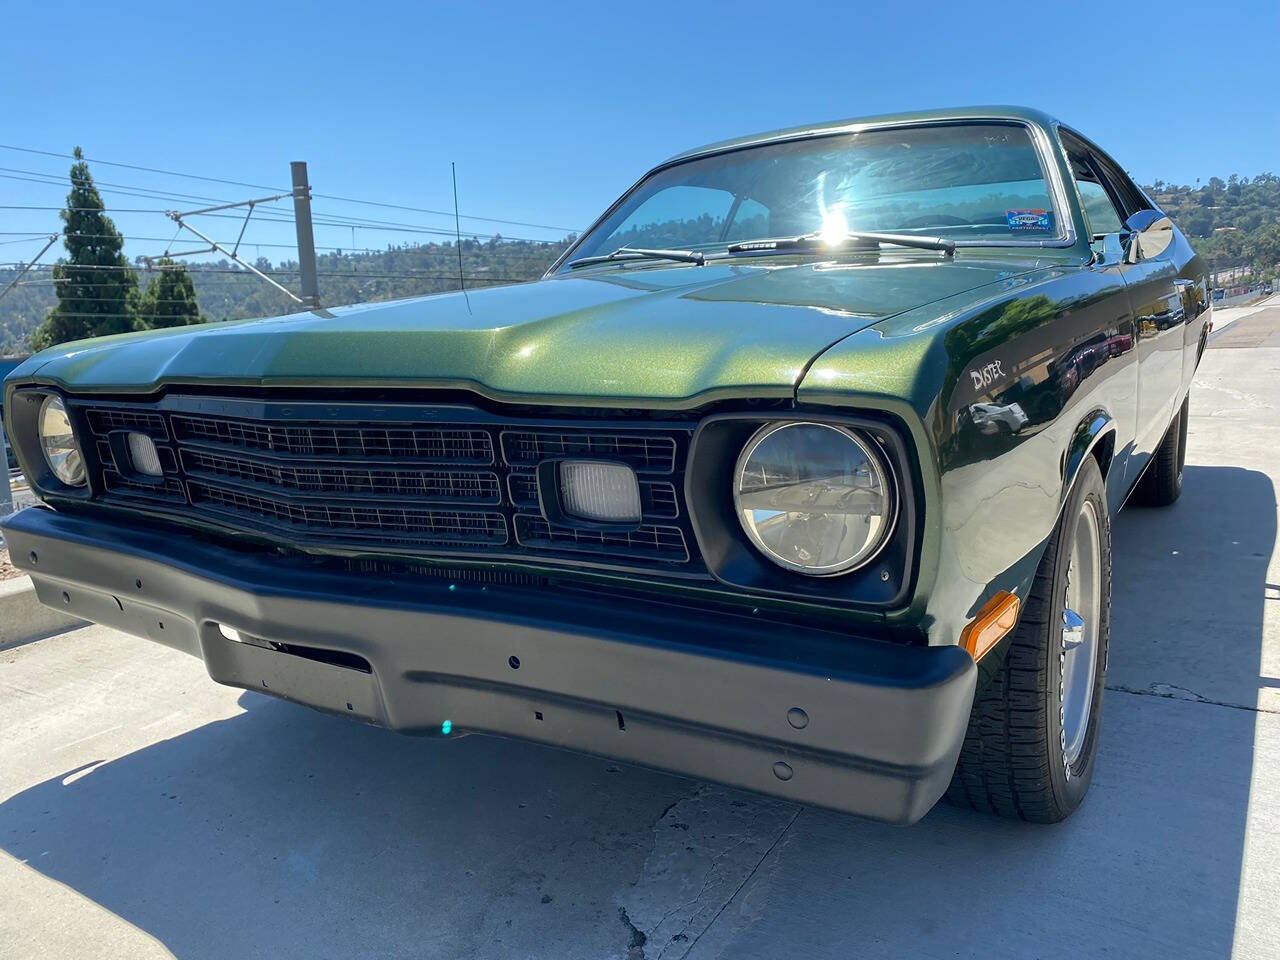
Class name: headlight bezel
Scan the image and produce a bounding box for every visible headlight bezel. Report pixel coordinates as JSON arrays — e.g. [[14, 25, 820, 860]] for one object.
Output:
[[684, 411, 919, 609], [732, 420, 898, 577], [38, 394, 88, 487], [4, 388, 95, 500]]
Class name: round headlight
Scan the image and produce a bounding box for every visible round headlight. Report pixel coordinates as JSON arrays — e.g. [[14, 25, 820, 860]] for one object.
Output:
[[734, 421, 895, 576], [38, 395, 87, 487]]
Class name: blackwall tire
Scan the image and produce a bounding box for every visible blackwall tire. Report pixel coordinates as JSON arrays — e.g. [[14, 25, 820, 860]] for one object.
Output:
[[945, 455, 1111, 823]]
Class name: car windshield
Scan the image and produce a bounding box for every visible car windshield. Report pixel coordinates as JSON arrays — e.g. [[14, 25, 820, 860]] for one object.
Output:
[[564, 122, 1060, 267]]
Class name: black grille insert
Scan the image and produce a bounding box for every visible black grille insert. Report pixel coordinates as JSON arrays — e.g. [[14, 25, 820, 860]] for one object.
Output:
[[78, 399, 699, 569], [182, 449, 501, 504], [173, 414, 494, 463], [501, 430, 675, 472], [514, 514, 689, 563], [188, 481, 509, 548]]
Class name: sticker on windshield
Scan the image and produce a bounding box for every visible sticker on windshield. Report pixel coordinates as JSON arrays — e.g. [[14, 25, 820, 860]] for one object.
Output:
[[1007, 209, 1054, 233]]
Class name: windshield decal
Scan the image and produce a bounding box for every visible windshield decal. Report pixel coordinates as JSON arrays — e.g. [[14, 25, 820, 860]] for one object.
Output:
[[1007, 209, 1054, 233]]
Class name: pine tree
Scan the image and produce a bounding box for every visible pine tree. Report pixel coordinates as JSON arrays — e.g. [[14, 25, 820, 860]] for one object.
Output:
[[30, 147, 139, 350], [137, 258, 206, 329]]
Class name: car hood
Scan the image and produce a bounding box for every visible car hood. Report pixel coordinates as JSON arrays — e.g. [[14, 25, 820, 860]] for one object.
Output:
[[22, 256, 1048, 407]]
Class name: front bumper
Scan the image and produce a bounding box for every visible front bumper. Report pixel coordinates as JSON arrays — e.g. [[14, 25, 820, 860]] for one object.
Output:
[[2, 506, 976, 823]]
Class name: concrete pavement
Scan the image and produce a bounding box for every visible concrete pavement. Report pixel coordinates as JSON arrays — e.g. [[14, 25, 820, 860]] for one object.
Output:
[[2, 312, 1279, 960]]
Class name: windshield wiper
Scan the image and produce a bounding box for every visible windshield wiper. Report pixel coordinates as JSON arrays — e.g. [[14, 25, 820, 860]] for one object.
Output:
[[567, 246, 706, 269], [726, 231, 956, 257]]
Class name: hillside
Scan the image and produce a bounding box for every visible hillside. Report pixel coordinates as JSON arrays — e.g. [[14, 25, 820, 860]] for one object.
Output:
[[1150, 173, 1280, 279]]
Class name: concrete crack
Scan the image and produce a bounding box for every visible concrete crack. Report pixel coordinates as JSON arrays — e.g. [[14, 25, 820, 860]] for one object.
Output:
[[676, 806, 802, 960], [652, 819, 763, 960], [1106, 683, 1279, 715]]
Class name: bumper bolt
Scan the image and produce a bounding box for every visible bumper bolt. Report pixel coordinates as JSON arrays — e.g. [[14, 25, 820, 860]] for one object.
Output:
[[772, 760, 794, 782], [787, 707, 809, 730]]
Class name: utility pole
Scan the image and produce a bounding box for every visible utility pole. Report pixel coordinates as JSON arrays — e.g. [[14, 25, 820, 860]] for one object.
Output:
[[290, 161, 321, 310]]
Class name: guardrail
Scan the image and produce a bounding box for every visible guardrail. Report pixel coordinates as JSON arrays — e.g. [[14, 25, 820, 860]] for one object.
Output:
[[1214, 287, 1273, 309]]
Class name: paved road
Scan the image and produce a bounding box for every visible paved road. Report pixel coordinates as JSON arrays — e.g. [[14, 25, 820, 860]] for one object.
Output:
[[2, 313, 1279, 960]]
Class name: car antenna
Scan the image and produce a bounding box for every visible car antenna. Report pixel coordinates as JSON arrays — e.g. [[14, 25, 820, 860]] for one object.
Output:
[[452, 161, 472, 315]]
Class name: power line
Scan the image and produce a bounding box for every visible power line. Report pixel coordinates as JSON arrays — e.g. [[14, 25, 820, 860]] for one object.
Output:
[[0, 231, 258, 244], [0, 200, 295, 227], [16, 296, 237, 303], [312, 191, 579, 233], [1, 186, 568, 244], [19, 316, 302, 324], [0, 143, 285, 193], [3, 265, 534, 282], [0, 146, 580, 233], [0, 229, 555, 258], [0, 168, 244, 207], [0, 234, 59, 305], [3, 164, 571, 242]]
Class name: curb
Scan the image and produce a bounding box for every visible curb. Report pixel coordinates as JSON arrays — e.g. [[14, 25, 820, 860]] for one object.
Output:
[[0, 575, 85, 648]]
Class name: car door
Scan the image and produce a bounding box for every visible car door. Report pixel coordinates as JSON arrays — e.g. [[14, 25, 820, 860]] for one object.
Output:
[[1061, 133, 1185, 467]]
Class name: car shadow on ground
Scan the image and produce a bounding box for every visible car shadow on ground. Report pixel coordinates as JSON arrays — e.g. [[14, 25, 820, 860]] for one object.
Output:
[[0, 465, 1273, 960]]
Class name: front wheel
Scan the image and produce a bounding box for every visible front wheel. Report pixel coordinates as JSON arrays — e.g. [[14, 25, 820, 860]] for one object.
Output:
[[946, 455, 1112, 822]]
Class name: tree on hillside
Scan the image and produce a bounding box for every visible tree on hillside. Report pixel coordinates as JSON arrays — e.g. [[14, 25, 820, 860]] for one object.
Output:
[[30, 148, 139, 350], [1245, 223, 1280, 276], [137, 259, 206, 329]]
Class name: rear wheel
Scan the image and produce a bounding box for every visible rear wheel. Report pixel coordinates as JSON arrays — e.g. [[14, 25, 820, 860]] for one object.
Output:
[[1133, 393, 1188, 507], [946, 456, 1111, 823]]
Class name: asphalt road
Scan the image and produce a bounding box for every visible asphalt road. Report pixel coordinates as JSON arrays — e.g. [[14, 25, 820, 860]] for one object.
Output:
[[2, 310, 1279, 960]]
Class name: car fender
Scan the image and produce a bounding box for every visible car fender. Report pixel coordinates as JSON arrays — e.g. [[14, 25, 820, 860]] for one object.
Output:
[[1061, 408, 1117, 516]]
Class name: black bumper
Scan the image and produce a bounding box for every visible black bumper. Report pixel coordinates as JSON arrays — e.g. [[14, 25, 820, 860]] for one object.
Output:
[[2, 506, 975, 823]]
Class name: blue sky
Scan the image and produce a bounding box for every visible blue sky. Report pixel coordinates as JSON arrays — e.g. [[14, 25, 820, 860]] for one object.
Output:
[[2, 0, 1277, 264]]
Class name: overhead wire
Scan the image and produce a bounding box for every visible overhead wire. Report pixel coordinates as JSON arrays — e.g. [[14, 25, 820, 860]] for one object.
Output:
[[0, 143, 571, 334], [0, 144, 581, 233]]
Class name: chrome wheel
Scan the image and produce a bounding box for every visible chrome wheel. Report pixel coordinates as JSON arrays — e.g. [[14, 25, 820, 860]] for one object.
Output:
[[1060, 498, 1101, 770]]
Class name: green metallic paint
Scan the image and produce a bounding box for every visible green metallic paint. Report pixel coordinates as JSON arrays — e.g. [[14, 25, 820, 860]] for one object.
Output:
[[15, 255, 1044, 407], [4, 108, 1212, 660]]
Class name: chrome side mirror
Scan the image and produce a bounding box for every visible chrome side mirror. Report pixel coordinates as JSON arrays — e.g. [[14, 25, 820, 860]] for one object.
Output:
[[1124, 210, 1174, 264]]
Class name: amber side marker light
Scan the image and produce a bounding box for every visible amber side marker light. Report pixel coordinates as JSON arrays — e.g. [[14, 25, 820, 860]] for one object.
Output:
[[959, 590, 1021, 661]]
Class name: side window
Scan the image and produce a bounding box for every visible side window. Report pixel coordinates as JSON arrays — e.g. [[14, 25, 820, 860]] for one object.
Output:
[[1077, 180, 1124, 237], [1062, 134, 1126, 238], [1092, 153, 1151, 220]]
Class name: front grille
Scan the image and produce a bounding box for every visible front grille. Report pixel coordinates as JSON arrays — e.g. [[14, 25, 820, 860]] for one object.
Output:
[[514, 515, 689, 563], [79, 398, 699, 569], [182, 449, 502, 503], [501, 430, 675, 471], [188, 481, 509, 548], [87, 408, 167, 438], [172, 414, 494, 463]]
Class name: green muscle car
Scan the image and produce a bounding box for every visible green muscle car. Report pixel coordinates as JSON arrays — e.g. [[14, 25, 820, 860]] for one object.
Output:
[[1, 107, 1207, 824]]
